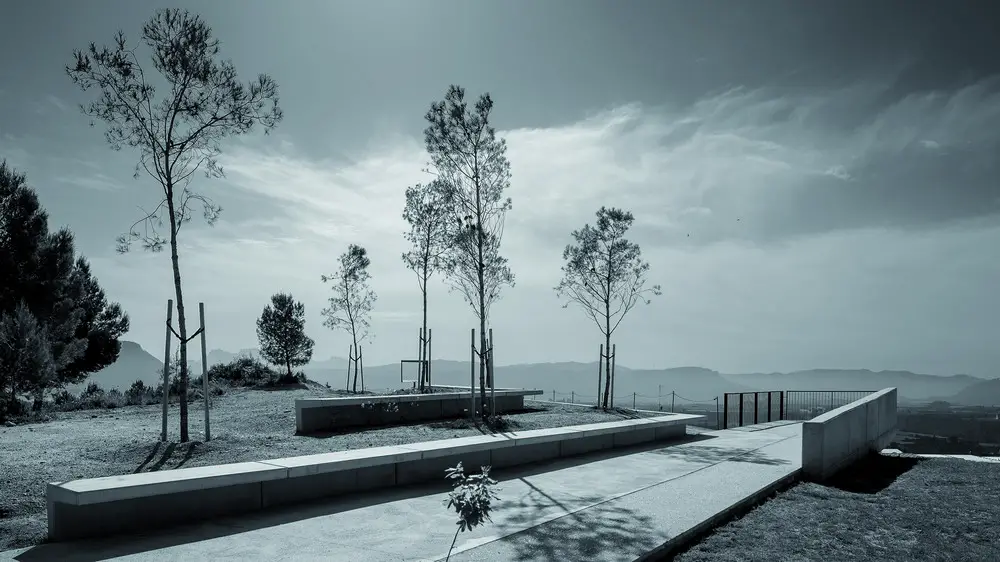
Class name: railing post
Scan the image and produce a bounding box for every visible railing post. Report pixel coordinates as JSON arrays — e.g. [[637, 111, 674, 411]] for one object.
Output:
[[738, 393, 744, 427], [767, 391, 773, 422], [780, 391, 786, 420], [753, 392, 759, 424], [723, 393, 729, 429]]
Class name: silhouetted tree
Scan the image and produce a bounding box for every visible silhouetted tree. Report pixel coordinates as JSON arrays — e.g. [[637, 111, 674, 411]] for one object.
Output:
[[424, 85, 515, 414], [66, 8, 282, 442], [256, 292, 314, 381], [322, 245, 376, 393], [0, 303, 55, 419], [0, 161, 129, 406], [402, 179, 454, 391], [555, 207, 661, 409]]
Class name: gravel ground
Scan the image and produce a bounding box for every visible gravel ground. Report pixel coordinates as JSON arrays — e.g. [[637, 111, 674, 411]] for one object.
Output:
[[673, 455, 1000, 562], [0, 384, 659, 550]]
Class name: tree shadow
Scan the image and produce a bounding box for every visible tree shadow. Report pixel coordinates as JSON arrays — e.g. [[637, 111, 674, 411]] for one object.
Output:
[[488, 479, 662, 561], [823, 452, 922, 494], [132, 441, 200, 473], [647, 443, 793, 467]]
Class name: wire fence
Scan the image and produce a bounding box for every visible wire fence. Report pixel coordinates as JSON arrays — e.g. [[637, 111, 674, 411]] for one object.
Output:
[[523, 388, 723, 429]]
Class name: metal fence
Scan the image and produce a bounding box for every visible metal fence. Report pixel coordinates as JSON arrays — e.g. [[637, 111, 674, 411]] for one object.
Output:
[[524, 389, 722, 429], [721, 390, 876, 429], [524, 388, 879, 431]]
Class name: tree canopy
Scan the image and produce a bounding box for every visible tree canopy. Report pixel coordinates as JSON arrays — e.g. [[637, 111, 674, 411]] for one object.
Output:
[[256, 292, 314, 380]]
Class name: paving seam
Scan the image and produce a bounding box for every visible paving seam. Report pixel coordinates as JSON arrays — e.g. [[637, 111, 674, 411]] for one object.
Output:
[[439, 430, 801, 561]]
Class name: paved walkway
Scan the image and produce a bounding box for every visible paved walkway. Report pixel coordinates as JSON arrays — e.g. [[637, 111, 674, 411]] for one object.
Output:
[[1, 424, 802, 562]]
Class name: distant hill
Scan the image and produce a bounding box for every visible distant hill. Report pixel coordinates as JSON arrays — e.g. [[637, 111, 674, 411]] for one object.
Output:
[[75, 342, 987, 407], [943, 378, 1000, 406], [69, 341, 164, 393]]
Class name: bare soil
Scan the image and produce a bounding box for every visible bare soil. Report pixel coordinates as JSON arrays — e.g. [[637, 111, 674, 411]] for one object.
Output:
[[0, 383, 654, 550]]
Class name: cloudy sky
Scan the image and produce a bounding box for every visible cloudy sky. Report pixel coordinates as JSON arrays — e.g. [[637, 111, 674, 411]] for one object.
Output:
[[1, 0, 998, 376]]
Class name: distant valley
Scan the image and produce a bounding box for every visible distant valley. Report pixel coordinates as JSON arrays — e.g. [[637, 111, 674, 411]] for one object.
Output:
[[71, 341, 997, 407]]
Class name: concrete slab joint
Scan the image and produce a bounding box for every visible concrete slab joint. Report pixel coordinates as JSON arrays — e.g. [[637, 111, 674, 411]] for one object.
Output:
[[46, 413, 703, 543]]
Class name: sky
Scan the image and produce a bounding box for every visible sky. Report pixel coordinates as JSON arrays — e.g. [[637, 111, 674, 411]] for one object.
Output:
[[1, 0, 999, 376]]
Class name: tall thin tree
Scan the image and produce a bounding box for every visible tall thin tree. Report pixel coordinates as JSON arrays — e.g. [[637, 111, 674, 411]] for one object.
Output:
[[424, 85, 514, 415], [321, 245, 377, 393], [256, 292, 315, 382], [66, 9, 281, 441], [402, 179, 453, 391], [555, 207, 661, 410]]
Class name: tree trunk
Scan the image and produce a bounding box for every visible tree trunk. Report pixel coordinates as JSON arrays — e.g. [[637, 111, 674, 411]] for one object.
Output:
[[603, 307, 612, 410], [421, 268, 429, 392], [351, 335, 359, 393], [286, 358, 292, 379], [166, 194, 189, 443]]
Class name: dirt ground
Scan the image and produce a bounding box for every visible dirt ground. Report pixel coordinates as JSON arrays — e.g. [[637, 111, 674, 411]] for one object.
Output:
[[0, 384, 654, 550]]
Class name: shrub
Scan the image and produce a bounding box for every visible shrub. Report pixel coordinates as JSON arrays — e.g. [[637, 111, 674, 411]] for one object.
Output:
[[83, 382, 103, 396], [443, 462, 500, 561], [52, 389, 76, 407], [207, 355, 279, 387]]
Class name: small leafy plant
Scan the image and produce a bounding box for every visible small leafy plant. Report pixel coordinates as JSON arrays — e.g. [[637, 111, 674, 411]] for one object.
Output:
[[443, 462, 500, 561]]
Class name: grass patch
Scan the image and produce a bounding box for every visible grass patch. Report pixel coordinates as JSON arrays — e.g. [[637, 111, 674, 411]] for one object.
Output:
[[673, 454, 1000, 562]]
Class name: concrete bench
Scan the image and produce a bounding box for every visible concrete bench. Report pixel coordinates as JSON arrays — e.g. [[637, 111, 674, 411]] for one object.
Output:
[[47, 413, 701, 541], [801, 387, 897, 481], [295, 388, 544, 433]]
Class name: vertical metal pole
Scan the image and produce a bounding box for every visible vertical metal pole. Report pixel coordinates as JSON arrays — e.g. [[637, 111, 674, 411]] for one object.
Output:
[[200, 303, 210, 442], [633, 392, 636, 409], [658, 384, 662, 411], [738, 393, 744, 427], [597, 344, 603, 408], [767, 391, 773, 423], [754, 392, 759, 424], [610, 344, 616, 408], [671, 391, 676, 413], [715, 397, 720, 430], [571, 391, 574, 404], [780, 391, 785, 420], [470, 328, 475, 420], [161, 300, 173, 442], [489, 328, 495, 416], [723, 393, 729, 429]]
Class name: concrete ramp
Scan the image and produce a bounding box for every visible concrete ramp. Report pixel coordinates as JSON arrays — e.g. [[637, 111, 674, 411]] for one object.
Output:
[[1, 424, 802, 562]]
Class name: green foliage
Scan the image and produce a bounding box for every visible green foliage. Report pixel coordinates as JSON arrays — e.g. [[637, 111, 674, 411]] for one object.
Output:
[[0, 161, 129, 410], [256, 292, 314, 378], [322, 244, 377, 393], [554, 207, 661, 409], [443, 462, 500, 561], [0, 302, 56, 420], [206, 355, 295, 388]]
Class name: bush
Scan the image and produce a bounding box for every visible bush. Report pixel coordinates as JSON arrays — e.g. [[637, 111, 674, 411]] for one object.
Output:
[[207, 355, 279, 387]]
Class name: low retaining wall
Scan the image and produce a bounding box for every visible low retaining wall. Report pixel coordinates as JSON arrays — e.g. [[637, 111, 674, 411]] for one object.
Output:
[[295, 388, 543, 433], [47, 413, 701, 541], [801, 387, 897, 481]]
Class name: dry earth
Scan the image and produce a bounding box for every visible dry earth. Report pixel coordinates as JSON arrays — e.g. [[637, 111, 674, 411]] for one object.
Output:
[[0, 383, 656, 550]]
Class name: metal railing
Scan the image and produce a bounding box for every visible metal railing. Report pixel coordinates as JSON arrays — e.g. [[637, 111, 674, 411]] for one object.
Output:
[[722, 390, 876, 429], [781, 390, 875, 421]]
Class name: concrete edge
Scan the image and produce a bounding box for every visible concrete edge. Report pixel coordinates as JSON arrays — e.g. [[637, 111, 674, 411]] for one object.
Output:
[[636, 468, 803, 561], [297, 389, 544, 409], [49, 414, 703, 504]]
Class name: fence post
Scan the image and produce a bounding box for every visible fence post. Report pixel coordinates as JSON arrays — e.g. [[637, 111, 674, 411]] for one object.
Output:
[[754, 392, 759, 425], [571, 391, 575, 404], [610, 344, 616, 408], [470, 328, 475, 420], [671, 391, 676, 413], [723, 393, 729, 429], [658, 384, 661, 411], [199, 302, 210, 442], [597, 344, 603, 408], [715, 397, 720, 430], [161, 299, 172, 442], [767, 391, 773, 423], [780, 391, 785, 420], [633, 392, 636, 409], [738, 393, 745, 427]]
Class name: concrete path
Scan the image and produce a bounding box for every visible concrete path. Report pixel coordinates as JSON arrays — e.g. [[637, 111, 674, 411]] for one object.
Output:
[[1, 424, 802, 562]]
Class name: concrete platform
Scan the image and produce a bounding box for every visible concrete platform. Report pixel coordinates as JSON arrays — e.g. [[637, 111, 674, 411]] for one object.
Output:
[[3, 423, 802, 562]]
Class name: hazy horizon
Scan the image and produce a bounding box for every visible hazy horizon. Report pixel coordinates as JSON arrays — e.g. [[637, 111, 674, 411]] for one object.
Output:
[[3, 0, 999, 378]]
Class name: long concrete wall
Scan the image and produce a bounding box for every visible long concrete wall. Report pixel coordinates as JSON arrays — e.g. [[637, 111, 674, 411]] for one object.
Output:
[[47, 414, 698, 541], [296, 389, 542, 433], [801, 387, 897, 481]]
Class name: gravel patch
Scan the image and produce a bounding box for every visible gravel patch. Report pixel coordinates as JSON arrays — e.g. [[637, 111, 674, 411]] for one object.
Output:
[[0, 384, 661, 550]]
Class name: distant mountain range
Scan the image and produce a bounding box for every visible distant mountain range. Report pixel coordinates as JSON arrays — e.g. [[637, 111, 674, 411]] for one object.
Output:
[[73, 341, 995, 406]]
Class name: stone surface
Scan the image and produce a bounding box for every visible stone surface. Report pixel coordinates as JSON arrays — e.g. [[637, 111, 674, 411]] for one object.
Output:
[[7, 424, 802, 562]]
